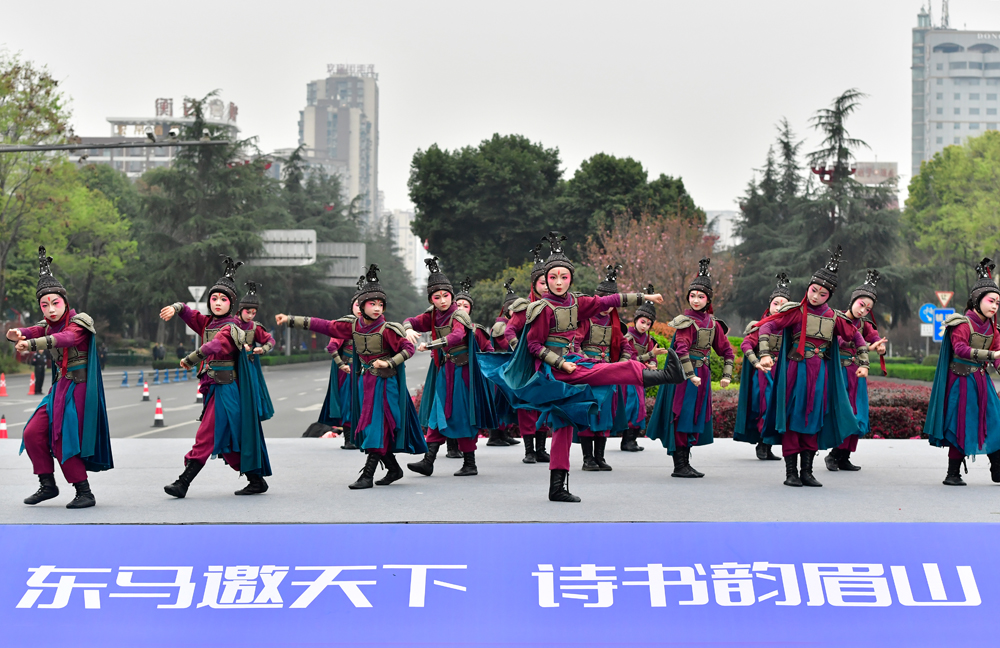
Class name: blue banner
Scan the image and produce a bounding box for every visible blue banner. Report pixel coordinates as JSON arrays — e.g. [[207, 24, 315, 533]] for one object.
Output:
[[1, 522, 995, 647]]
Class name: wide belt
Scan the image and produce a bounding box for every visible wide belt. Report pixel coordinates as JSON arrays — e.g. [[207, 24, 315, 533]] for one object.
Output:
[[544, 337, 570, 358], [950, 357, 985, 377], [582, 346, 610, 362], [208, 361, 235, 385], [363, 356, 397, 378], [444, 345, 469, 367], [56, 362, 88, 384], [689, 351, 708, 369], [789, 336, 830, 360]]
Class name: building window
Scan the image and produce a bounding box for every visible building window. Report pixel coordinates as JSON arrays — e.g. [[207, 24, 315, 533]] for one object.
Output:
[[955, 122, 962, 129], [937, 78, 944, 85], [988, 108, 998, 115], [936, 137, 943, 144], [969, 62, 984, 70], [936, 63, 943, 70], [970, 79, 981, 85], [970, 93, 980, 100], [988, 123, 998, 130], [989, 79, 1000, 86], [950, 61, 968, 70], [971, 108, 980, 115], [937, 122, 944, 129], [955, 107, 961, 115], [937, 107, 944, 114], [937, 92, 943, 99], [987, 63, 1000, 70], [955, 93, 961, 99], [988, 94, 998, 100], [971, 123, 980, 129], [954, 137, 961, 144]]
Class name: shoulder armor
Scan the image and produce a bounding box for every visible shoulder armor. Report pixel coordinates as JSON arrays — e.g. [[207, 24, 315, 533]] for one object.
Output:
[[715, 318, 730, 335], [452, 309, 474, 330], [525, 300, 550, 324], [337, 314, 358, 324], [944, 314, 971, 330], [384, 322, 407, 338], [490, 321, 506, 338], [509, 297, 529, 314], [69, 312, 97, 335], [668, 314, 696, 329], [835, 310, 853, 323], [777, 301, 801, 314], [743, 320, 760, 336], [474, 323, 490, 335]]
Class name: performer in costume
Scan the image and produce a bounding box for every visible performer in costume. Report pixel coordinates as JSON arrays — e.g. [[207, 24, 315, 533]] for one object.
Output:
[[502, 245, 551, 464], [734, 273, 792, 461], [825, 270, 888, 472], [647, 258, 735, 478], [276, 265, 427, 489], [487, 232, 684, 502], [621, 285, 669, 452], [175, 278, 275, 496], [756, 247, 869, 488], [319, 276, 364, 449], [924, 258, 1000, 486], [9, 247, 112, 509], [404, 259, 495, 478]]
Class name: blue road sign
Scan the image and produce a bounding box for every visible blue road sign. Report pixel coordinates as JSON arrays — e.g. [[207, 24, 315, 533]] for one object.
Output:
[[933, 308, 955, 342], [919, 303, 936, 324]]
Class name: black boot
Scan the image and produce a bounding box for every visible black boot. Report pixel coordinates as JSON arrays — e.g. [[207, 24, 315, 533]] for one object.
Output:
[[581, 437, 599, 471], [446, 438, 463, 458], [671, 447, 702, 478], [621, 429, 644, 452], [522, 434, 537, 464], [642, 349, 686, 387], [990, 451, 1000, 484], [535, 432, 551, 463], [763, 443, 780, 460], [756, 442, 779, 461], [24, 473, 59, 505], [548, 469, 581, 502], [783, 454, 802, 487], [164, 460, 204, 499], [594, 436, 612, 471], [349, 453, 380, 489], [407, 442, 440, 476], [943, 457, 967, 486], [486, 429, 507, 447], [837, 450, 861, 472], [235, 473, 268, 495], [687, 448, 705, 477], [825, 449, 840, 472], [454, 451, 478, 476], [375, 453, 404, 486], [341, 426, 357, 450], [503, 429, 521, 445], [66, 479, 96, 509], [799, 451, 822, 487]]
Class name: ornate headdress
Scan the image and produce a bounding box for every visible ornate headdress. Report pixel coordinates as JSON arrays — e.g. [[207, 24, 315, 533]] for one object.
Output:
[[501, 277, 519, 314], [210, 255, 243, 306], [687, 258, 714, 300], [356, 264, 387, 307], [770, 272, 792, 302], [35, 246, 67, 300], [810, 246, 842, 293], [424, 256, 453, 301], [596, 263, 623, 296], [351, 274, 366, 305], [849, 269, 880, 306], [529, 243, 547, 287], [970, 257, 999, 307], [635, 283, 658, 323], [239, 280, 261, 309], [454, 276, 474, 309], [542, 231, 575, 276]]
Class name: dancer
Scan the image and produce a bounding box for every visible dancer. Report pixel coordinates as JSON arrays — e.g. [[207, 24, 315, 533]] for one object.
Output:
[[490, 278, 521, 353], [491, 232, 684, 502], [502, 245, 551, 464], [621, 285, 668, 452], [756, 247, 869, 488], [647, 258, 736, 478], [9, 246, 112, 508], [404, 259, 494, 478], [276, 265, 427, 489], [924, 258, 1000, 486], [825, 270, 887, 472], [317, 276, 364, 449], [734, 273, 793, 461]]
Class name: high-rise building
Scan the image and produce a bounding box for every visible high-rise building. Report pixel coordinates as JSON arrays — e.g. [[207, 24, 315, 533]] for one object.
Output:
[[912, 6, 1000, 177], [298, 64, 379, 223], [386, 209, 428, 291]]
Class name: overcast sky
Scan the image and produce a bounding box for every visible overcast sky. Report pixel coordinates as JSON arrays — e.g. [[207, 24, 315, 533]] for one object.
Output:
[[3, 0, 999, 213]]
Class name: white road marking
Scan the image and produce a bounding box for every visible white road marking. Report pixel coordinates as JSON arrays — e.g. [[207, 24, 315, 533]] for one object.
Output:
[[313, 378, 328, 382], [164, 404, 200, 412], [295, 403, 322, 412], [126, 420, 198, 438], [278, 397, 288, 401], [106, 403, 142, 412], [297, 392, 307, 396]]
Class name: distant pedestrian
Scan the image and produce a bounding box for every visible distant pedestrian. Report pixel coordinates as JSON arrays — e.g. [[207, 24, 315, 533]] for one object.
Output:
[[32, 350, 48, 393], [98, 344, 107, 371], [176, 341, 186, 359]]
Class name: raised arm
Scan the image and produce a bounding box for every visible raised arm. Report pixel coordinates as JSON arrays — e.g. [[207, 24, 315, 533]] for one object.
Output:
[[172, 303, 211, 335], [402, 311, 434, 334], [20, 322, 88, 352], [577, 293, 646, 320], [285, 315, 353, 340]]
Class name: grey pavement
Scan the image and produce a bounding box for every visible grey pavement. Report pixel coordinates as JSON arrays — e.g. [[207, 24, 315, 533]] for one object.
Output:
[[3, 436, 998, 525]]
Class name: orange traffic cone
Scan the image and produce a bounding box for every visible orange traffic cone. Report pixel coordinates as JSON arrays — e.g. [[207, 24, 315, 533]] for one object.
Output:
[[142, 382, 150, 402], [27, 373, 36, 396], [0, 373, 7, 397], [195, 388, 203, 405], [153, 397, 165, 427], [0, 414, 7, 439]]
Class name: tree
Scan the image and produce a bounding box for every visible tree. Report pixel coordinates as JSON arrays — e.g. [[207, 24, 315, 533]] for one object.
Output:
[[582, 210, 737, 318], [0, 52, 71, 315], [904, 130, 1000, 300], [409, 134, 562, 282]]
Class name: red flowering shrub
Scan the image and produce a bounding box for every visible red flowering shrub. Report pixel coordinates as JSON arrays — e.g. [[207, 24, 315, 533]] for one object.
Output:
[[411, 384, 423, 411], [865, 381, 931, 439], [711, 389, 739, 438]]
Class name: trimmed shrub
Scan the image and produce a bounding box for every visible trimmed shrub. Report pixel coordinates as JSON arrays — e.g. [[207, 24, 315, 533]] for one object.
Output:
[[885, 364, 936, 382], [921, 354, 939, 367]]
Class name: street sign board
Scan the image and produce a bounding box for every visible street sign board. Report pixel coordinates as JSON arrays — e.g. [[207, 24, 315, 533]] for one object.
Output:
[[188, 286, 206, 303], [919, 303, 936, 324], [933, 308, 955, 342], [935, 291, 954, 308], [920, 323, 934, 337]]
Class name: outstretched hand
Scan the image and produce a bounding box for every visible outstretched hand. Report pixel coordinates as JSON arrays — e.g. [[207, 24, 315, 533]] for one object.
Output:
[[159, 306, 176, 322], [856, 366, 869, 379], [405, 329, 421, 345], [560, 361, 577, 374], [275, 314, 289, 326], [5, 328, 24, 342], [758, 356, 774, 372], [646, 293, 665, 305]]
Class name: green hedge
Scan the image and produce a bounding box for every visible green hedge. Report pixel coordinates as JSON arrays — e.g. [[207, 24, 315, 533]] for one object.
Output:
[[258, 352, 331, 366], [883, 356, 917, 364], [922, 354, 939, 366], [884, 364, 937, 382], [105, 353, 150, 367]]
